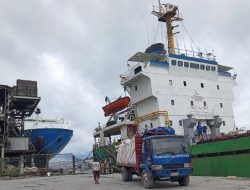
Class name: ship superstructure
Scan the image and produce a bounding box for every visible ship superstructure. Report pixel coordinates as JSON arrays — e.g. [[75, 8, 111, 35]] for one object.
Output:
[[124, 2, 236, 135], [122, 44, 236, 135], [25, 111, 70, 130]]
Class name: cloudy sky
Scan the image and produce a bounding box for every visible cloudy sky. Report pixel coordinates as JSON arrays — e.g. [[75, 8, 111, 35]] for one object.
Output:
[[0, 0, 249, 154]]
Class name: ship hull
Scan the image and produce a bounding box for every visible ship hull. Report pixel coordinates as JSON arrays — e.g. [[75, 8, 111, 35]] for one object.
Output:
[[191, 134, 250, 177], [24, 128, 73, 157]]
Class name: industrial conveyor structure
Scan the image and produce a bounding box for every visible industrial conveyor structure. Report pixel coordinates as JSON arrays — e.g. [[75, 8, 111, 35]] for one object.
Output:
[[0, 80, 40, 159]]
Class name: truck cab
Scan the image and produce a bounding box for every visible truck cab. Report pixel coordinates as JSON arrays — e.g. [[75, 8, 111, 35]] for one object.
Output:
[[140, 135, 192, 188]]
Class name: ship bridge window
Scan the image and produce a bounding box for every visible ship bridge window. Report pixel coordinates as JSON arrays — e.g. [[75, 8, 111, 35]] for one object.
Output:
[[211, 66, 216, 71], [217, 85, 220, 90], [171, 100, 175, 106], [184, 62, 189, 68], [206, 65, 211, 71], [178, 61, 183, 67], [190, 101, 194, 106], [201, 83, 204, 88], [203, 101, 207, 107], [171, 60, 177, 66], [190, 63, 199, 69], [220, 103, 223, 108], [179, 120, 183, 126], [134, 66, 142, 75], [183, 81, 187, 86], [200, 65, 205, 70], [169, 120, 173, 126]]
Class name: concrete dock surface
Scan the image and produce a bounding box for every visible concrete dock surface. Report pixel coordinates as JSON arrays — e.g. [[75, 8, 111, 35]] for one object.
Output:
[[1, 174, 250, 190]]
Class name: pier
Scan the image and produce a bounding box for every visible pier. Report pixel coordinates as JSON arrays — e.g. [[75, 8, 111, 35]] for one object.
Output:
[[0, 174, 250, 190]]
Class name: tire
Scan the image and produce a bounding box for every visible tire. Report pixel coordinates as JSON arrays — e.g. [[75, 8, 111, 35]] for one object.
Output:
[[178, 175, 190, 186], [121, 167, 129, 182], [127, 168, 133, 181], [141, 170, 154, 189]]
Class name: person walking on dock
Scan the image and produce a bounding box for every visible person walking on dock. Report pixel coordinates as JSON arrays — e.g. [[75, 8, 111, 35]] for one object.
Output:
[[92, 160, 101, 184]]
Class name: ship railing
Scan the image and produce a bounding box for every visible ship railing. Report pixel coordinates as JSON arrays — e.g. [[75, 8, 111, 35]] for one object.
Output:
[[120, 62, 144, 83], [169, 48, 216, 62], [134, 111, 169, 127], [120, 72, 129, 83]]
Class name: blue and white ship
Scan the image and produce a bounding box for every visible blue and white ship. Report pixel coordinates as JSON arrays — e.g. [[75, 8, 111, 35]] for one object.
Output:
[[24, 109, 73, 157]]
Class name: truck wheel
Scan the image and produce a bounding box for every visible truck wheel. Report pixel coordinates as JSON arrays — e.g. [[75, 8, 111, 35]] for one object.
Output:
[[128, 168, 133, 181], [178, 175, 190, 186], [141, 170, 154, 189], [121, 167, 129, 182]]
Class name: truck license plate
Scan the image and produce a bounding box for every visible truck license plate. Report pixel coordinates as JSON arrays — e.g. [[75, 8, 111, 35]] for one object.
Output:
[[170, 172, 179, 176]]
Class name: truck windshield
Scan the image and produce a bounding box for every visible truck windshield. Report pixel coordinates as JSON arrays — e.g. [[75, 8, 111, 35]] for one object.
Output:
[[152, 137, 187, 155]]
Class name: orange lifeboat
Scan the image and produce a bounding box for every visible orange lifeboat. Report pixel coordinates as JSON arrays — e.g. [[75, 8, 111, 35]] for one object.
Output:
[[102, 97, 130, 117]]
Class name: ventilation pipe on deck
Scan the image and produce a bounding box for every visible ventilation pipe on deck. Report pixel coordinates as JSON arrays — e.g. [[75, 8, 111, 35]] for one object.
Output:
[[210, 115, 222, 138], [183, 114, 196, 145]]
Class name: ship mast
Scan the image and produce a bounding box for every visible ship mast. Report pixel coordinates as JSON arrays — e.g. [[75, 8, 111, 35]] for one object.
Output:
[[152, 0, 183, 54]]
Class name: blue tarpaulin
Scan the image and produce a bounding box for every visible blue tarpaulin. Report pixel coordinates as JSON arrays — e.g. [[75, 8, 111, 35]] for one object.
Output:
[[143, 127, 175, 137]]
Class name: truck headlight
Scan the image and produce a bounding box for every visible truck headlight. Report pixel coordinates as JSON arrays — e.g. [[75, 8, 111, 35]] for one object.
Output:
[[184, 163, 192, 168], [152, 165, 162, 170]]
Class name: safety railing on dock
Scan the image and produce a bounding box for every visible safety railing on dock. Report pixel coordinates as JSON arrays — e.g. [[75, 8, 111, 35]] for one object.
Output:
[[0, 153, 92, 178]]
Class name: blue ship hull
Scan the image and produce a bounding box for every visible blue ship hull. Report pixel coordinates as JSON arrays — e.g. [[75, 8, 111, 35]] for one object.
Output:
[[24, 128, 73, 157]]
